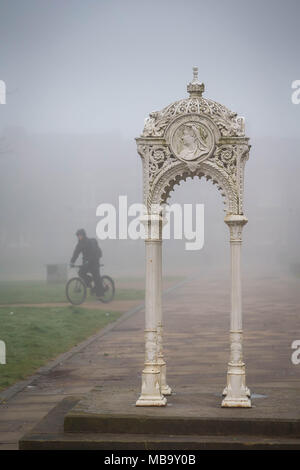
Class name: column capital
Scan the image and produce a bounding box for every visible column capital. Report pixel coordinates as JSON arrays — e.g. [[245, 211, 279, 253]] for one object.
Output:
[[224, 214, 248, 226], [224, 214, 248, 242], [141, 213, 164, 240], [140, 213, 163, 223]]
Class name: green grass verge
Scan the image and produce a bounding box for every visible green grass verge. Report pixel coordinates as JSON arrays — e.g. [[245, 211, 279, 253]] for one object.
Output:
[[0, 281, 67, 304], [0, 306, 121, 392], [0, 281, 144, 304]]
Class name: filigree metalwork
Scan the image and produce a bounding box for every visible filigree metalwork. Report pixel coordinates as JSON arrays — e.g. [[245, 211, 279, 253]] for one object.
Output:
[[143, 97, 245, 139], [137, 71, 250, 216]]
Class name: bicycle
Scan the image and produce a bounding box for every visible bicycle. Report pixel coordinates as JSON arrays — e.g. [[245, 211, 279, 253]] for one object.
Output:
[[65, 264, 115, 305]]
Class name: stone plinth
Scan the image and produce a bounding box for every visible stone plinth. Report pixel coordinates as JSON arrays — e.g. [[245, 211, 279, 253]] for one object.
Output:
[[19, 384, 300, 450]]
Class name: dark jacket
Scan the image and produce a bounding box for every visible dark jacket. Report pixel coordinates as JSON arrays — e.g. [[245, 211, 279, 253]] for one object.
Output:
[[70, 237, 100, 265]]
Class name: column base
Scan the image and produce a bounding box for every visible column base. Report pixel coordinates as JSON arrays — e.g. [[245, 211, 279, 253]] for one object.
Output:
[[222, 385, 251, 398], [221, 396, 251, 408], [136, 368, 167, 407], [158, 359, 172, 396], [221, 362, 251, 408], [161, 385, 172, 396], [136, 396, 167, 407]]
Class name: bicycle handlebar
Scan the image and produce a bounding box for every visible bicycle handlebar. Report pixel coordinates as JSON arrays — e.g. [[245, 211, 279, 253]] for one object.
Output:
[[70, 264, 104, 268]]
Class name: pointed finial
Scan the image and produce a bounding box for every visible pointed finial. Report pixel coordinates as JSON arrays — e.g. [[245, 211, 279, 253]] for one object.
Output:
[[192, 66, 199, 83], [187, 66, 205, 98]]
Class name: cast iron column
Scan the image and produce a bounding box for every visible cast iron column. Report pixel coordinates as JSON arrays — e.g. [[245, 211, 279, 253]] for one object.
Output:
[[222, 214, 251, 407]]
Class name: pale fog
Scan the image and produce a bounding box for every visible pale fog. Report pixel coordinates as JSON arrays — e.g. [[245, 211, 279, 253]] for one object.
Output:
[[0, 0, 299, 282]]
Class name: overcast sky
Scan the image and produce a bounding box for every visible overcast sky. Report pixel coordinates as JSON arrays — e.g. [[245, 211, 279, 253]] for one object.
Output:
[[0, 1, 300, 280], [0, 0, 299, 139]]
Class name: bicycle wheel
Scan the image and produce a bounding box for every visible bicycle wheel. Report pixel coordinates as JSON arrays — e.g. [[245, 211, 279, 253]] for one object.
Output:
[[99, 275, 115, 303], [65, 277, 87, 305]]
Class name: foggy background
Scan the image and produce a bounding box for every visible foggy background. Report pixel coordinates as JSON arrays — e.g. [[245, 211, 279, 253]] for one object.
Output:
[[0, 0, 299, 281]]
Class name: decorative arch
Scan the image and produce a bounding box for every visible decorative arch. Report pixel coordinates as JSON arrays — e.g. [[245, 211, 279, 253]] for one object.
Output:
[[135, 67, 252, 409], [148, 160, 239, 214]]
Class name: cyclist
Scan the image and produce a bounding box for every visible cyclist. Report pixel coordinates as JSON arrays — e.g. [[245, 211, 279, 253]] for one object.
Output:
[[70, 229, 104, 297]]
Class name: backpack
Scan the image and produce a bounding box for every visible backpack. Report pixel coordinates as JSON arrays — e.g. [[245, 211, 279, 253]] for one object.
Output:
[[90, 238, 102, 260]]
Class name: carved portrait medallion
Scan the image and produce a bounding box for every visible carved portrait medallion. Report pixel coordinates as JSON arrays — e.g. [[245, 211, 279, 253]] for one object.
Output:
[[169, 119, 215, 164]]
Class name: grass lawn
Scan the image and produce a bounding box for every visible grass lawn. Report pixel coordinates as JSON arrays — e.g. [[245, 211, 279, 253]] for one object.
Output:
[[0, 281, 144, 304], [0, 305, 122, 392]]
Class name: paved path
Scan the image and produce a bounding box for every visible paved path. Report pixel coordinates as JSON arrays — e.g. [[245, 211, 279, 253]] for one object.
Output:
[[0, 276, 299, 449]]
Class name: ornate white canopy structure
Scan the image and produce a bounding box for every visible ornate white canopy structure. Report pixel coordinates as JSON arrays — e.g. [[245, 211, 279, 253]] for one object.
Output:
[[136, 68, 251, 408]]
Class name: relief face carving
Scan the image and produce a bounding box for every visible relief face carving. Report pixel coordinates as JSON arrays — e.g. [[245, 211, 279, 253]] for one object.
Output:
[[168, 117, 215, 165], [172, 123, 213, 161]]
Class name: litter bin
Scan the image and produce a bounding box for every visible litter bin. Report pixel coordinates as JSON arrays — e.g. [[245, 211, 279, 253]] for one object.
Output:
[[46, 264, 68, 283]]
